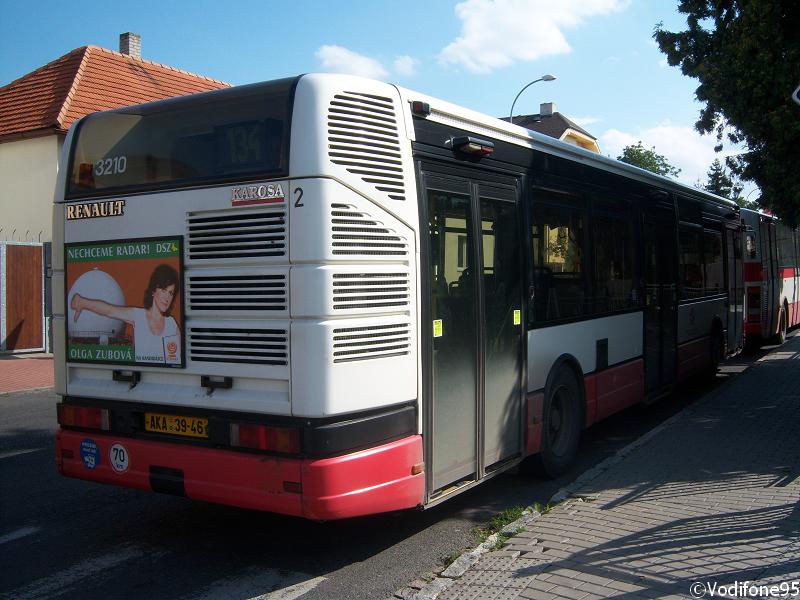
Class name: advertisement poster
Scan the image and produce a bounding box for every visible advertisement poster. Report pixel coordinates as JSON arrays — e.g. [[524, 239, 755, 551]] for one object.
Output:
[[65, 237, 184, 367]]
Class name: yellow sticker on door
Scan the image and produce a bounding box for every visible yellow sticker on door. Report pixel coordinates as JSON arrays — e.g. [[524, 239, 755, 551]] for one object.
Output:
[[433, 319, 443, 338], [513, 310, 521, 326]]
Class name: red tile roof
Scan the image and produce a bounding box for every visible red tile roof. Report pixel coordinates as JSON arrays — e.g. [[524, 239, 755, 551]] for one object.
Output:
[[511, 113, 597, 141], [0, 45, 229, 141]]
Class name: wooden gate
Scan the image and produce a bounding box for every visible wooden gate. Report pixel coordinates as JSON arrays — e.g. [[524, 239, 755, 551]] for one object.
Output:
[[1, 242, 44, 352]]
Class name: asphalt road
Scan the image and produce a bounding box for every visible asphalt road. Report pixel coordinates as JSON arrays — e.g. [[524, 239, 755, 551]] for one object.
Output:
[[0, 348, 767, 600]]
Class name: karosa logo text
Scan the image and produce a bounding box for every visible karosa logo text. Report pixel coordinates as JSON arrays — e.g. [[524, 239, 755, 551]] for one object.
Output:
[[231, 183, 285, 206]]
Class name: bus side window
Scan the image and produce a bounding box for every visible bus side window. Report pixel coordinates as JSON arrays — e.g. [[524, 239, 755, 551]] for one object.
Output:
[[530, 201, 587, 323], [679, 228, 704, 300], [703, 230, 724, 295], [777, 223, 795, 267], [592, 215, 635, 313]]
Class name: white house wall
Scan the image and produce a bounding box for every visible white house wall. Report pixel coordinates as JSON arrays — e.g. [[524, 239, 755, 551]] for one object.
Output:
[[0, 135, 62, 243]]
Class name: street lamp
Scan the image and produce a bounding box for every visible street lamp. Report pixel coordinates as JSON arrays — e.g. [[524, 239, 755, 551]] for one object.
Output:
[[509, 75, 557, 125], [745, 188, 760, 204]]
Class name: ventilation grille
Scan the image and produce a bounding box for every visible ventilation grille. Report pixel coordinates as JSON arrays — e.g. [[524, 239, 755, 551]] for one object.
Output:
[[189, 327, 287, 365], [333, 273, 410, 310], [327, 92, 406, 201], [187, 274, 287, 312], [187, 210, 286, 260], [330, 203, 408, 256], [332, 322, 410, 363]]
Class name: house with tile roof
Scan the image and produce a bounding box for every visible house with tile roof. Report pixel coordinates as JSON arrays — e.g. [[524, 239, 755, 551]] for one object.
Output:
[[507, 102, 600, 153], [0, 33, 229, 243], [0, 33, 228, 352]]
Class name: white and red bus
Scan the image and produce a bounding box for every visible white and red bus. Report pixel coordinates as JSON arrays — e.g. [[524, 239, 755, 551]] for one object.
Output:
[[741, 208, 800, 345], [52, 74, 743, 519]]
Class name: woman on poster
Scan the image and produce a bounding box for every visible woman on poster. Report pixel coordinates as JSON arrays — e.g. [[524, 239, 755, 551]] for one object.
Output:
[[71, 264, 181, 364]]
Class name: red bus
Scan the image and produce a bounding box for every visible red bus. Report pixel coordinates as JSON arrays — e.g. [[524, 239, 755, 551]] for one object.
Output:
[[741, 208, 800, 345]]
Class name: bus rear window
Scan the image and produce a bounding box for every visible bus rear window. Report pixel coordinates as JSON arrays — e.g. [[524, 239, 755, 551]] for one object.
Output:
[[66, 78, 297, 198]]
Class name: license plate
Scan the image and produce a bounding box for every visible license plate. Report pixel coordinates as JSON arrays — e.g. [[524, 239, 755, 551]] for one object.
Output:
[[144, 413, 209, 439]]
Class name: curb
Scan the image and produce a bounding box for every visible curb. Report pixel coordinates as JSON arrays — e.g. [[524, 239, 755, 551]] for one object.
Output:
[[0, 386, 55, 397]]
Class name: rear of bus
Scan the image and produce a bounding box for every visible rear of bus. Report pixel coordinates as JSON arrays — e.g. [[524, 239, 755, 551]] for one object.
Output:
[[741, 208, 766, 342], [52, 74, 424, 520]]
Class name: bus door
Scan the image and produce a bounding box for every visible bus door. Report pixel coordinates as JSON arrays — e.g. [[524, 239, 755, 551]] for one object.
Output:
[[725, 226, 744, 352], [421, 169, 523, 495], [763, 221, 778, 335], [643, 206, 678, 394]]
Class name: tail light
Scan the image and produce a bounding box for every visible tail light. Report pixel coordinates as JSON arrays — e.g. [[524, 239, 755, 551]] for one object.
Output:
[[229, 423, 300, 453], [57, 404, 110, 430]]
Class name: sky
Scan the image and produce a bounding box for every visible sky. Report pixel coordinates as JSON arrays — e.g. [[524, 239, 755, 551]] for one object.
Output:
[[0, 0, 754, 197]]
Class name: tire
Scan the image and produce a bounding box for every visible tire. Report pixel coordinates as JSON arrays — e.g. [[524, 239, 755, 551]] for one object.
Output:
[[772, 305, 787, 345], [534, 366, 582, 478]]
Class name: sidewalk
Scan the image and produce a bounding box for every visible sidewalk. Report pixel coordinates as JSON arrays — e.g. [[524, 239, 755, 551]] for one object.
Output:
[[0, 353, 54, 394], [426, 336, 800, 600]]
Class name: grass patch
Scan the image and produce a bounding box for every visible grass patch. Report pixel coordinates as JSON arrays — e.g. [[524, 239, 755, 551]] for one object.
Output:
[[491, 531, 513, 550], [440, 549, 463, 569], [473, 505, 526, 543], [532, 502, 555, 515]]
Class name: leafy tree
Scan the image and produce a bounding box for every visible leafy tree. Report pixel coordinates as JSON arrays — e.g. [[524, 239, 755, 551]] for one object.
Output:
[[654, 1, 800, 225], [617, 141, 681, 177]]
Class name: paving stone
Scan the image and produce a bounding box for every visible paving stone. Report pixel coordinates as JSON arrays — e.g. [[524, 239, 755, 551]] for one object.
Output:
[[0, 354, 53, 394]]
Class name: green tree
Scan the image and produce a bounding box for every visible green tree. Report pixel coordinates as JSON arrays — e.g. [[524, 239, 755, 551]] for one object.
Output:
[[704, 158, 743, 200], [654, 1, 800, 224], [617, 141, 681, 177]]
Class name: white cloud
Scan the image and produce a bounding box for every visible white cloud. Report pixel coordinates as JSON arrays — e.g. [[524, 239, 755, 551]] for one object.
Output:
[[600, 121, 740, 186], [438, 0, 627, 73], [393, 55, 419, 76], [569, 116, 601, 127], [658, 58, 669, 68], [316, 45, 388, 79]]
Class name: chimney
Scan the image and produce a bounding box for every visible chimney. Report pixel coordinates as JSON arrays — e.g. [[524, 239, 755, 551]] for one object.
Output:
[[119, 32, 141, 59], [540, 102, 557, 117]]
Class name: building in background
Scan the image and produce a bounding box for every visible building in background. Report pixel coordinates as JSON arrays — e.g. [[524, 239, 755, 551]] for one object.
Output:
[[507, 102, 600, 153], [0, 33, 228, 353]]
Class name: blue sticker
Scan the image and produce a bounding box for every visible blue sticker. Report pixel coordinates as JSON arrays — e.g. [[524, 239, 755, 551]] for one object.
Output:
[[80, 439, 100, 470]]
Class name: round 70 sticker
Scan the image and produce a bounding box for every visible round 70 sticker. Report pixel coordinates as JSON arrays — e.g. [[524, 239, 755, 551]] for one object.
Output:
[[109, 443, 129, 473]]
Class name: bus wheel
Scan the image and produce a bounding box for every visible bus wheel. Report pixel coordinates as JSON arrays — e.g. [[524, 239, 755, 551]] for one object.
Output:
[[536, 366, 582, 478], [773, 305, 787, 345]]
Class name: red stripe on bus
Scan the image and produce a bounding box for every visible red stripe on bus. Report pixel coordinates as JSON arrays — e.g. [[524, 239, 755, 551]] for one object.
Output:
[[583, 376, 597, 427], [677, 336, 711, 381], [790, 300, 800, 328], [745, 321, 762, 336], [56, 430, 424, 520], [743, 262, 764, 282], [780, 266, 798, 279], [525, 392, 544, 457], [231, 197, 284, 207], [593, 359, 645, 422]]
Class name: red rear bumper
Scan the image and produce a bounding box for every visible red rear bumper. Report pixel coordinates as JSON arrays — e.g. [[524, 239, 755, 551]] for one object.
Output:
[[56, 430, 424, 520]]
